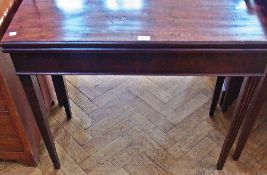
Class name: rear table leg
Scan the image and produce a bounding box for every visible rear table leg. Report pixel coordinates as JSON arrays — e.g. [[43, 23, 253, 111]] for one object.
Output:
[[209, 76, 225, 117], [52, 75, 72, 119]]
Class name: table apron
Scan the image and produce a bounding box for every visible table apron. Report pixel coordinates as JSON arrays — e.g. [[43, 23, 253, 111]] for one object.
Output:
[[10, 52, 267, 76]]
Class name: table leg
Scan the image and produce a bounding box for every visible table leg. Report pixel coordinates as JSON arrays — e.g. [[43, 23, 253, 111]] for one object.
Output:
[[51, 75, 72, 119], [19, 75, 60, 169], [233, 75, 267, 160], [220, 77, 243, 112], [216, 76, 260, 170], [209, 76, 225, 117]]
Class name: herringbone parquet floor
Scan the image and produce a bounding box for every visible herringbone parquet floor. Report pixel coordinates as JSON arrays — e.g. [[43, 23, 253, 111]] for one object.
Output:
[[0, 76, 266, 175]]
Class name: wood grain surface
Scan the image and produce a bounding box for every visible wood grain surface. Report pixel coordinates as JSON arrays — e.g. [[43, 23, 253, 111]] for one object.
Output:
[[2, 0, 267, 42]]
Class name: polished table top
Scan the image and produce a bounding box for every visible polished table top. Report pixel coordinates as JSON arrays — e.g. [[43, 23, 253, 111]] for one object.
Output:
[[1, 1, 267, 170], [2, 0, 267, 43]]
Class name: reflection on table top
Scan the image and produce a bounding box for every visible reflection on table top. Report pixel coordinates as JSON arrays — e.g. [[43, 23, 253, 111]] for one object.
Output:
[[2, 0, 267, 43]]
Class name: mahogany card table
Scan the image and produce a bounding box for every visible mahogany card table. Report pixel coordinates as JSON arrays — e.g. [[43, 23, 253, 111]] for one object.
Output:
[[1, 0, 267, 170]]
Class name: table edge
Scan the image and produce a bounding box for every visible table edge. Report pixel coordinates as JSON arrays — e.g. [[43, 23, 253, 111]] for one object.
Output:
[[2, 41, 267, 53]]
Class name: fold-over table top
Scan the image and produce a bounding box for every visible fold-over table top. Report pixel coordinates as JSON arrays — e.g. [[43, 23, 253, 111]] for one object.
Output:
[[2, 0, 267, 44]]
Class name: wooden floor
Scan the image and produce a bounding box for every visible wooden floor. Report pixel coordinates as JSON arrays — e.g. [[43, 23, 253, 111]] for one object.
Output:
[[0, 76, 266, 175]]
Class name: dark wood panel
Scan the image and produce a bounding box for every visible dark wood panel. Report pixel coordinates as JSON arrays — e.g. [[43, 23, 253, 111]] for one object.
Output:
[[0, 111, 9, 117], [0, 52, 40, 165], [0, 151, 36, 166], [10, 52, 267, 75], [0, 92, 7, 111], [0, 117, 18, 136], [0, 135, 23, 152]]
